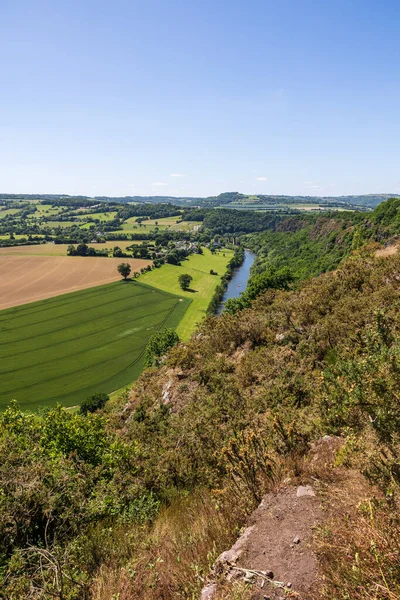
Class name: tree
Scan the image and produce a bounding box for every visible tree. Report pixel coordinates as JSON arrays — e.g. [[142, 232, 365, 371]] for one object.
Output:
[[117, 263, 131, 280], [178, 273, 193, 291], [75, 243, 88, 256], [144, 329, 179, 367], [113, 246, 124, 257], [166, 251, 180, 265], [80, 393, 109, 415]]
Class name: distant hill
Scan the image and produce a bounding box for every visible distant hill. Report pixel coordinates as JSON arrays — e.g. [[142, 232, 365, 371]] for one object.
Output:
[[1, 192, 397, 209]]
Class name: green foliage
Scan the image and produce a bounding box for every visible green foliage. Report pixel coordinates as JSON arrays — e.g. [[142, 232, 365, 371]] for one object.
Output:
[[247, 220, 354, 280], [144, 328, 180, 367], [224, 266, 294, 314], [117, 262, 131, 279], [178, 273, 193, 290], [79, 392, 109, 415], [0, 401, 149, 596], [369, 196, 400, 227]]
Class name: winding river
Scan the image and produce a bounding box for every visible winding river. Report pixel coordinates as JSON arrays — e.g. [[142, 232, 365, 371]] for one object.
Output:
[[216, 249, 256, 314]]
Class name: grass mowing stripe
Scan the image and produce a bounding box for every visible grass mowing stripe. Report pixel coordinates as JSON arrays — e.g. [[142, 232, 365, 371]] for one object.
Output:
[[31, 298, 184, 407], [0, 293, 173, 347], [0, 278, 178, 324], [0, 306, 172, 378], [0, 281, 190, 410], [0, 301, 174, 381], [0, 304, 173, 364], [0, 279, 178, 331], [0, 280, 126, 321], [0, 278, 159, 325], [0, 283, 151, 329]]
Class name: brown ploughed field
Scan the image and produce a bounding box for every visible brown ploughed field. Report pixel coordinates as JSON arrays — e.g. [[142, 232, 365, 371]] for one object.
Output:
[[0, 256, 152, 310], [0, 241, 139, 256]]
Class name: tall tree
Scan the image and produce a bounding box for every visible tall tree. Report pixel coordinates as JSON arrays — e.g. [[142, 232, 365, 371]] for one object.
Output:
[[117, 263, 131, 280], [178, 273, 193, 290]]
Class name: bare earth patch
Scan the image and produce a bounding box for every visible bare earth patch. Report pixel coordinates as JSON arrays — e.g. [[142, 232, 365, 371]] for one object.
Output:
[[0, 241, 139, 256], [0, 256, 152, 310], [203, 436, 373, 600], [375, 243, 399, 257]]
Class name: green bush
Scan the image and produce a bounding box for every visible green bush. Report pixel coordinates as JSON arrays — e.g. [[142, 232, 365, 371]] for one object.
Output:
[[80, 392, 109, 415], [144, 328, 180, 367]]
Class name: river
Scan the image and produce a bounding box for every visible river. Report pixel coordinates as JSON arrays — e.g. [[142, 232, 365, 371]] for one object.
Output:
[[216, 249, 256, 314]]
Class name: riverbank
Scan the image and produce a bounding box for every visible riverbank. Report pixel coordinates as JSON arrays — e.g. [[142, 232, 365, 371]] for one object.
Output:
[[138, 247, 234, 339], [215, 249, 256, 314]]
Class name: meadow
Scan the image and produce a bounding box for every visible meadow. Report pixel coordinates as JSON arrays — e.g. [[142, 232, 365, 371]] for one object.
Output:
[[0, 280, 190, 410], [140, 247, 234, 338], [75, 211, 117, 221], [0, 208, 21, 218], [120, 215, 201, 234]]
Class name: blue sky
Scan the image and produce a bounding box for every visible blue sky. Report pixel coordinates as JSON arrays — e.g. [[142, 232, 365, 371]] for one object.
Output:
[[1, 0, 400, 197]]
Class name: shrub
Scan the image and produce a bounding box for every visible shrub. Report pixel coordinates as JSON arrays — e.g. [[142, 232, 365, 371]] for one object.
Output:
[[80, 392, 109, 415], [144, 329, 180, 367]]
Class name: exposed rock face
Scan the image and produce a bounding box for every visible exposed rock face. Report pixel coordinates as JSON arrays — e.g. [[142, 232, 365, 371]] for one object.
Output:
[[214, 526, 255, 578], [296, 484, 316, 498]]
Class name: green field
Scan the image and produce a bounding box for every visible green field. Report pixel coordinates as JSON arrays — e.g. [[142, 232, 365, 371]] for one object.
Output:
[[76, 211, 117, 221], [0, 281, 190, 411], [120, 216, 201, 234], [33, 204, 63, 216], [140, 248, 233, 338], [44, 220, 78, 228], [0, 209, 21, 218]]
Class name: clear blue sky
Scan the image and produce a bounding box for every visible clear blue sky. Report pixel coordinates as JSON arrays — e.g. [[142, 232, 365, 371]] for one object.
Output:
[[1, 0, 400, 197]]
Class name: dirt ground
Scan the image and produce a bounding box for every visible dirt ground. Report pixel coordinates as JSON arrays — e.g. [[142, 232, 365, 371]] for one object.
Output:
[[203, 436, 373, 600], [0, 241, 139, 256], [375, 243, 399, 257], [0, 256, 152, 310]]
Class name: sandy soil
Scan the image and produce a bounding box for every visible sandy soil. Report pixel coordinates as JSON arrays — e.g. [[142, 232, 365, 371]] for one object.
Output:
[[0, 256, 152, 310]]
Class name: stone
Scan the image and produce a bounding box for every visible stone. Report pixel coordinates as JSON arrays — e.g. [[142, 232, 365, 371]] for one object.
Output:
[[201, 583, 217, 600], [216, 525, 255, 570], [243, 571, 256, 583], [296, 485, 315, 498], [293, 535, 301, 544], [264, 570, 274, 579]]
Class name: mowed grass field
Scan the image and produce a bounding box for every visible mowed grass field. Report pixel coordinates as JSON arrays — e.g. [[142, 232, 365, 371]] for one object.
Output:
[[140, 248, 234, 339], [0, 256, 152, 310], [0, 281, 190, 411], [75, 211, 117, 221], [120, 216, 201, 234]]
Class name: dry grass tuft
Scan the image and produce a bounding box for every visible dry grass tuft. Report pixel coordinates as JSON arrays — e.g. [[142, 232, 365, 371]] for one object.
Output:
[[91, 491, 246, 600], [315, 498, 400, 600]]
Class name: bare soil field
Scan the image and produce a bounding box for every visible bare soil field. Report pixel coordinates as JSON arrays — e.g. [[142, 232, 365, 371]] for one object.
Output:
[[0, 241, 140, 256], [0, 256, 152, 310]]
